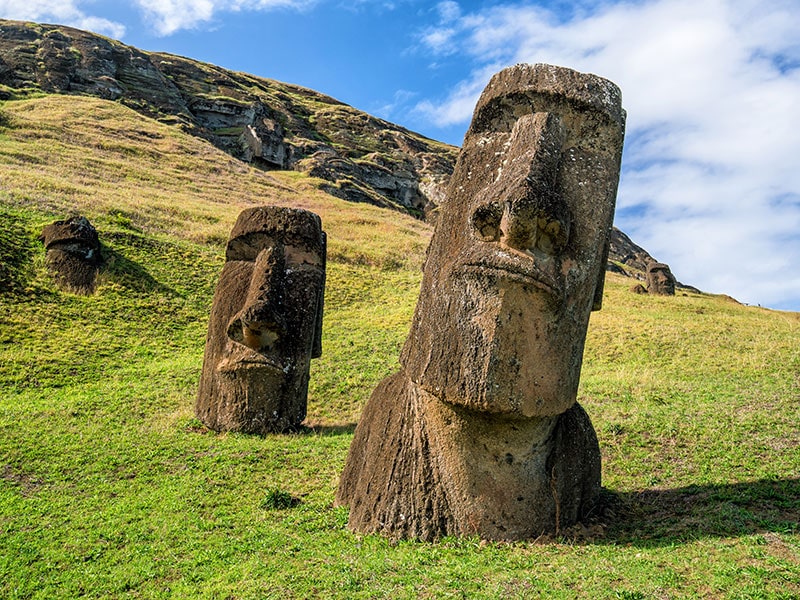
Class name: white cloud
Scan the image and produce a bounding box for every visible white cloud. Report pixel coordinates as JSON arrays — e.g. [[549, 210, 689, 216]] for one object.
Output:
[[414, 0, 800, 310], [135, 0, 215, 35], [415, 62, 501, 126], [420, 27, 457, 55], [134, 0, 316, 35], [0, 0, 126, 37], [436, 1, 460, 22]]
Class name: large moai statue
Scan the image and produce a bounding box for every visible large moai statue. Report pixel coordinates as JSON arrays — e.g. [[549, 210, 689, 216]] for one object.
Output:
[[196, 206, 326, 434], [39, 215, 102, 295], [337, 64, 626, 541]]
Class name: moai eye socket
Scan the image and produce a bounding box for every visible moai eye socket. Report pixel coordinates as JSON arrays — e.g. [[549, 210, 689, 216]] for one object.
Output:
[[532, 201, 570, 256], [226, 232, 278, 262]]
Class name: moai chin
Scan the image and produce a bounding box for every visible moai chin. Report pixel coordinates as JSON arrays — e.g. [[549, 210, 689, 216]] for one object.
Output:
[[337, 64, 626, 541], [40, 215, 102, 295], [196, 206, 326, 434], [646, 262, 676, 296]]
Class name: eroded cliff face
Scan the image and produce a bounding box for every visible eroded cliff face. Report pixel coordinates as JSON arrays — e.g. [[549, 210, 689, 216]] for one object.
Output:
[[0, 19, 455, 218]]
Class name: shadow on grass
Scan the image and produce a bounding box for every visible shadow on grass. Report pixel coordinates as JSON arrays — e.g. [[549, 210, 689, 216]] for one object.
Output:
[[599, 477, 800, 546], [100, 243, 175, 295], [299, 423, 357, 436], [0, 209, 35, 293]]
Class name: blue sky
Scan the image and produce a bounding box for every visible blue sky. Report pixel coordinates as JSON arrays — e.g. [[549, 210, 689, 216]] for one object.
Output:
[[2, 0, 800, 311]]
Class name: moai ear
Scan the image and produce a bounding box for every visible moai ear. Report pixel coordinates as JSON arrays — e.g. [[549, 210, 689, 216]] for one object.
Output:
[[592, 238, 610, 311], [311, 231, 326, 359]]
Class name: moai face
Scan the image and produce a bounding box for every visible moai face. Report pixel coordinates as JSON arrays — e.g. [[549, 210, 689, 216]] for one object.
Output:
[[401, 64, 625, 418], [196, 206, 326, 433], [40, 215, 102, 294], [646, 262, 675, 295]]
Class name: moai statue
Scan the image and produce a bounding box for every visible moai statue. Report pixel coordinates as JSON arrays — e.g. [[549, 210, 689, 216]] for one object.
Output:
[[196, 206, 326, 434], [39, 215, 102, 294], [337, 64, 625, 541], [646, 262, 676, 295]]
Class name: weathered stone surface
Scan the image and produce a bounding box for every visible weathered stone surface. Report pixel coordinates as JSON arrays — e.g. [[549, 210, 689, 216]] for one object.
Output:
[[242, 118, 288, 168], [646, 261, 676, 295], [337, 63, 625, 541], [39, 215, 101, 294], [196, 206, 326, 434]]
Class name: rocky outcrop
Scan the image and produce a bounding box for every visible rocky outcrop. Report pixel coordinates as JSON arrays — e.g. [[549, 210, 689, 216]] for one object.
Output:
[[0, 19, 455, 217], [607, 228, 694, 291], [607, 227, 656, 277]]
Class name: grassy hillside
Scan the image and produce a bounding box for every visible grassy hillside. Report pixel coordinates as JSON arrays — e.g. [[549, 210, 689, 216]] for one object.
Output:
[[1, 95, 798, 599], [0, 19, 457, 218]]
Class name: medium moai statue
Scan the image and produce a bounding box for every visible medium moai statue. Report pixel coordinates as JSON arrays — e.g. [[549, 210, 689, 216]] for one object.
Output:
[[39, 215, 102, 295], [646, 262, 676, 295], [337, 64, 626, 541], [196, 206, 326, 434]]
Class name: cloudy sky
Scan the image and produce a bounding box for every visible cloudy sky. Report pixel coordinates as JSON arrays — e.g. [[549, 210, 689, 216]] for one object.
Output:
[[2, 0, 799, 311]]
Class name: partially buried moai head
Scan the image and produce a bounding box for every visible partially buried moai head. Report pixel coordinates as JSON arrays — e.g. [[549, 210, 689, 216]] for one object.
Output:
[[196, 206, 326, 434], [646, 262, 676, 295], [39, 215, 102, 295], [401, 64, 626, 417]]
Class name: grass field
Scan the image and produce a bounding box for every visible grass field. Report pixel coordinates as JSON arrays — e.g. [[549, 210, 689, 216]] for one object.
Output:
[[1, 95, 798, 599]]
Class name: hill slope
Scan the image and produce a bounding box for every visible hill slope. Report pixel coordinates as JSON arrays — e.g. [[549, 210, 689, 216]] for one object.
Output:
[[1, 74, 799, 598], [0, 18, 455, 217]]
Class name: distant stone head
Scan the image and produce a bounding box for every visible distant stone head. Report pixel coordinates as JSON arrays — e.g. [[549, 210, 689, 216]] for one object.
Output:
[[646, 261, 676, 296], [39, 215, 102, 295]]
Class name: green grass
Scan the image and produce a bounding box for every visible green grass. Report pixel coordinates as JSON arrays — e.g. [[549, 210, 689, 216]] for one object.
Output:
[[1, 94, 799, 599]]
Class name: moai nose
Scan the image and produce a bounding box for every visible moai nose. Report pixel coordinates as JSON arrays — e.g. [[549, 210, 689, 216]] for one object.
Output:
[[470, 112, 571, 257], [499, 187, 570, 257], [227, 244, 286, 351]]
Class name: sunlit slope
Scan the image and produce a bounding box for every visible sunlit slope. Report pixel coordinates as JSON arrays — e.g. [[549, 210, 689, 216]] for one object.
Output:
[[1, 91, 797, 451], [0, 94, 430, 425]]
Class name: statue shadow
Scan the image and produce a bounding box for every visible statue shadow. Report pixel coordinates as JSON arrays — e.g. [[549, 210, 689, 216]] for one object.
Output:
[[99, 242, 175, 295], [595, 477, 800, 547]]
